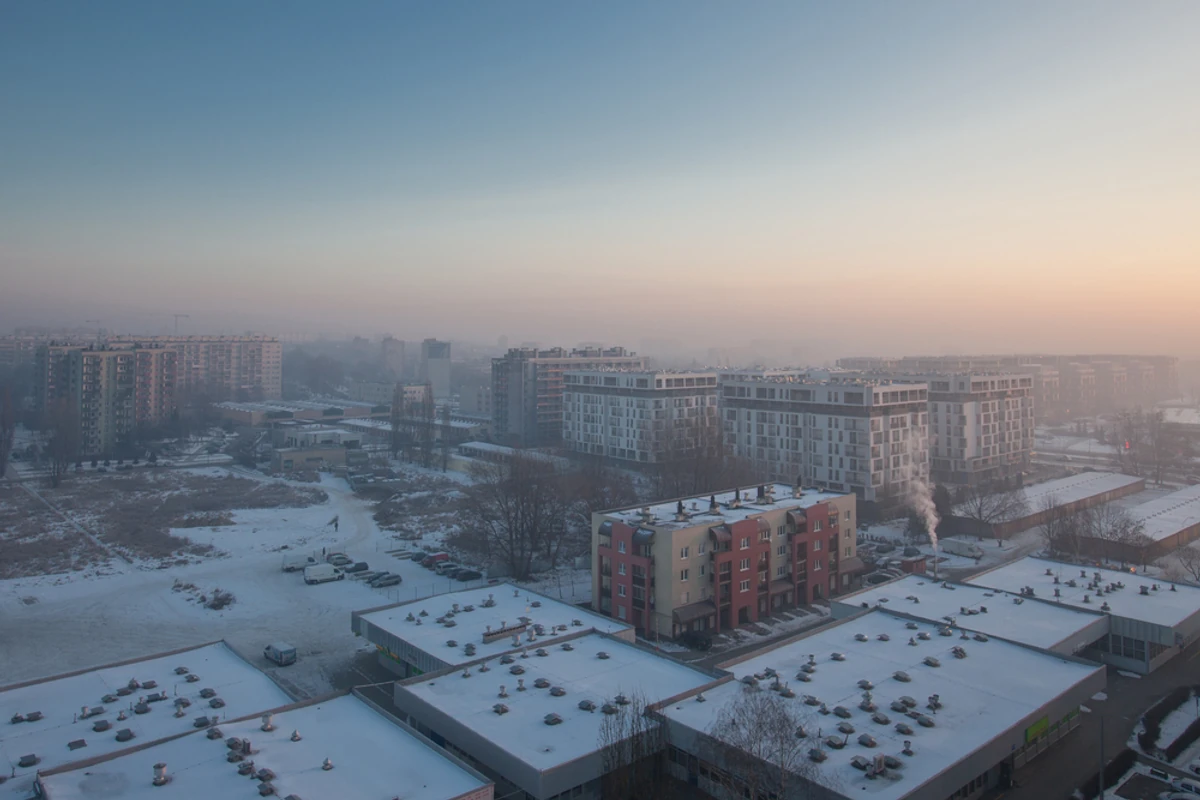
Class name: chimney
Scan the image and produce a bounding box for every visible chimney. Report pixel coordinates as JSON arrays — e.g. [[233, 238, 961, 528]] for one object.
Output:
[[499, 685, 508, 697], [260, 714, 274, 732], [152, 762, 169, 786], [322, 758, 333, 771], [290, 730, 302, 742]]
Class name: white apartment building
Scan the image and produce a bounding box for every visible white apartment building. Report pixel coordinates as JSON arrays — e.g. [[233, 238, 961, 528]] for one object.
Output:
[[921, 372, 1035, 485], [562, 370, 719, 464], [720, 378, 929, 507]]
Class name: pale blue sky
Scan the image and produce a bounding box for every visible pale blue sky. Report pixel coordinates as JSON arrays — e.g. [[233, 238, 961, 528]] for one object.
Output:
[[2, 2, 1198, 353]]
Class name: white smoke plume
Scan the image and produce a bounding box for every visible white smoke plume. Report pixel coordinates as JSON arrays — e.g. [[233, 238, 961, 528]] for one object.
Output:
[[907, 476, 940, 554]]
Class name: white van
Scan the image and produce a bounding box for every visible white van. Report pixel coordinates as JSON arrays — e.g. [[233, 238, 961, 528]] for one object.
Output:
[[263, 642, 297, 666], [303, 564, 344, 585]]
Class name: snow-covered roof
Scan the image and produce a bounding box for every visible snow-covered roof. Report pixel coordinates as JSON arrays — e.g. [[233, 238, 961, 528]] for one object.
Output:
[[661, 609, 1103, 800], [357, 584, 631, 668], [1017, 472, 1143, 509], [1127, 484, 1200, 542], [0, 642, 292, 800], [1161, 407, 1200, 428], [835, 575, 1106, 651], [216, 398, 379, 413], [602, 484, 851, 533], [397, 632, 713, 772], [36, 694, 491, 800], [967, 556, 1200, 628]]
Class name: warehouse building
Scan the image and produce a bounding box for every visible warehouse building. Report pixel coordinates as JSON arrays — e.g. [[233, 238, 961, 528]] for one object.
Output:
[[967, 556, 1200, 673]]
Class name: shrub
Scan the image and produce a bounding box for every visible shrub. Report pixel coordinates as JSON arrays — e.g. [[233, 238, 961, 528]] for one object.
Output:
[[1076, 747, 1137, 800], [1165, 716, 1200, 762]]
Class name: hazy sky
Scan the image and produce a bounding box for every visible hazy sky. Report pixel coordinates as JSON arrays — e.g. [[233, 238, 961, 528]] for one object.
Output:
[[2, 2, 1198, 357]]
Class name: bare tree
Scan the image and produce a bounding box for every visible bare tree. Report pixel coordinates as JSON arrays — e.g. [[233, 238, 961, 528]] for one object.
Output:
[[439, 403, 453, 472], [703, 682, 823, 800], [389, 382, 402, 459], [652, 413, 762, 499], [1172, 545, 1200, 584], [448, 453, 567, 580], [0, 387, 15, 479], [1115, 409, 1146, 476], [562, 456, 640, 562], [1039, 494, 1084, 560], [43, 397, 81, 488], [598, 691, 674, 800], [1083, 503, 1149, 567], [957, 481, 1030, 526]]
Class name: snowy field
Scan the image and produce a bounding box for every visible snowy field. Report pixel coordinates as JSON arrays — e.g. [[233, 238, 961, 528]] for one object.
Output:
[[0, 462, 563, 699]]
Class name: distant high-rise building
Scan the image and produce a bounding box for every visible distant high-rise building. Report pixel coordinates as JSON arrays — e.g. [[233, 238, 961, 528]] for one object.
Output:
[[420, 339, 452, 401], [491, 347, 648, 447], [106, 334, 282, 401], [380, 336, 405, 379], [35, 344, 177, 457]]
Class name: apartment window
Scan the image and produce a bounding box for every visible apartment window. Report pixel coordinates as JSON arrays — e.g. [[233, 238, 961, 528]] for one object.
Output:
[[777, 525, 786, 537], [698, 542, 707, 555], [776, 565, 787, 577], [777, 545, 787, 557], [758, 530, 770, 543], [739, 580, 750, 593], [740, 558, 750, 571], [617, 584, 626, 597], [813, 539, 822, 552], [632, 586, 645, 601], [680, 546, 689, 559], [617, 541, 626, 554], [740, 537, 750, 550], [813, 559, 822, 571], [680, 569, 690, 582], [617, 605, 627, 620], [680, 591, 690, 605], [846, 547, 853, 557], [813, 520, 823, 532], [618, 562, 626, 576]]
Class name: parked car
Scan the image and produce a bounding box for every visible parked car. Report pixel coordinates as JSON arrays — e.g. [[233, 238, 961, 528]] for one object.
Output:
[[282, 554, 317, 573], [327, 555, 352, 567], [373, 574, 402, 588], [455, 569, 483, 582], [421, 553, 450, 568], [367, 572, 396, 587], [303, 564, 344, 585], [1172, 777, 1200, 795], [434, 561, 460, 576], [409, 551, 429, 562], [263, 642, 297, 666], [1161, 793, 1200, 800], [1186, 757, 1200, 777], [352, 571, 381, 581], [344, 561, 369, 574]]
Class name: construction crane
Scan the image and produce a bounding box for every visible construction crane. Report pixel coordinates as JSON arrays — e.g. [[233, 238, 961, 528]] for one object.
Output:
[[173, 314, 190, 334]]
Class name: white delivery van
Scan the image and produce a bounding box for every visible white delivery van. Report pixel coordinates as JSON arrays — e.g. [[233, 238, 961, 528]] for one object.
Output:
[[938, 539, 984, 559], [282, 553, 317, 572], [264, 642, 297, 666], [303, 564, 344, 585]]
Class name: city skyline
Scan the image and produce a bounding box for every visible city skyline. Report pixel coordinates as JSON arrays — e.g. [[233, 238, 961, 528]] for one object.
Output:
[[3, 2, 1199, 356]]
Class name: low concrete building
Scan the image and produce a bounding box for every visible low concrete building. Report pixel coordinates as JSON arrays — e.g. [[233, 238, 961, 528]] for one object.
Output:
[[833, 574, 1109, 657], [352, 585, 632, 679], [948, 472, 1145, 539], [35, 693, 493, 800], [967, 556, 1200, 673], [391, 631, 715, 800], [659, 607, 1106, 800], [271, 445, 351, 472], [216, 398, 384, 427]]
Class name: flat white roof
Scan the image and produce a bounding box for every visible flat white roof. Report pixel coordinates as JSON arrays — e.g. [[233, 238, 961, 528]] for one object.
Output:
[[358, 584, 630, 668], [1012, 472, 1143, 511], [37, 694, 490, 800], [662, 609, 1103, 800], [603, 484, 850, 533], [836, 575, 1105, 651], [1127, 484, 1200, 542], [0, 642, 291, 800], [967, 556, 1200, 628], [399, 633, 713, 772], [1161, 407, 1200, 428]]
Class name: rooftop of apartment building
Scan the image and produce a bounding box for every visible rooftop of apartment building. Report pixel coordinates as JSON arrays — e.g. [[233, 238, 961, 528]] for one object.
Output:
[[598, 483, 851, 534], [496, 346, 638, 360]]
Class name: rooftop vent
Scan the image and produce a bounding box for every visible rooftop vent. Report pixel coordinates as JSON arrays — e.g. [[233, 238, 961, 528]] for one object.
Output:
[[858, 734, 877, 748], [952, 646, 967, 659], [572, 619, 583, 626], [535, 648, 549, 657], [501, 655, 514, 664], [290, 730, 301, 742], [509, 665, 525, 675], [322, 758, 333, 771], [809, 748, 828, 763], [837, 722, 855, 735], [905, 622, 918, 630], [152, 762, 170, 787], [803, 695, 820, 706], [916, 715, 936, 728], [923, 656, 941, 668], [902, 739, 915, 757], [544, 713, 563, 726], [601, 703, 619, 715], [517, 679, 526, 691], [116, 729, 135, 742], [877, 633, 890, 642], [206, 727, 223, 740], [174, 666, 189, 675], [93, 719, 112, 733], [898, 696, 917, 708], [796, 725, 807, 739], [257, 782, 275, 796], [446, 639, 458, 648], [696, 693, 707, 703], [561, 643, 574, 652], [550, 687, 566, 697], [927, 694, 942, 711], [895, 722, 914, 736], [872, 712, 890, 725], [615, 694, 630, 705], [831, 652, 846, 661], [854, 633, 868, 642], [597, 651, 610, 660], [973, 633, 988, 642], [833, 706, 852, 719], [534, 678, 551, 689], [186, 674, 199, 683], [261, 714, 275, 732], [917, 632, 931, 641], [531, 600, 542, 608], [200, 688, 217, 699], [579, 700, 596, 711], [493, 704, 509, 715]]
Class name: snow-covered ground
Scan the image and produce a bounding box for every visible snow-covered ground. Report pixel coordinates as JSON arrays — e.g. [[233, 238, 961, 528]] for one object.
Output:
[[858, 520, 1045, 579]]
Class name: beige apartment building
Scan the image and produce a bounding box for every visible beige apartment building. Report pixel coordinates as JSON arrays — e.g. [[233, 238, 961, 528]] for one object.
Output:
[[592, 484, 860, 638], [921, 372, 1035, 485], [35, 344, 177, 456], [106, 334, 282, 400]]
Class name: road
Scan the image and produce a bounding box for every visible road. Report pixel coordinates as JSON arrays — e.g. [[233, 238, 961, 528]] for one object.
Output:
[[986, 636, 1200, 800]]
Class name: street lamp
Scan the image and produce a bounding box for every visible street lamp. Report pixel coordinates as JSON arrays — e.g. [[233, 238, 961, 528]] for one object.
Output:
[[1080, 693, 1108, 800]]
